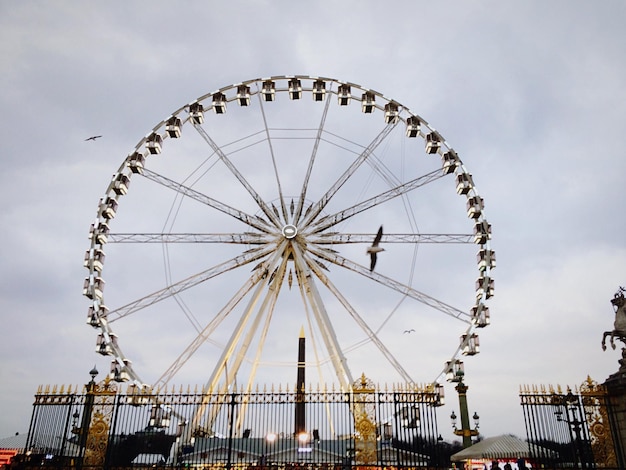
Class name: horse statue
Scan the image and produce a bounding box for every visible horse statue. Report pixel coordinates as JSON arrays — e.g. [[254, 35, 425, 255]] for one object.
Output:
[[602, 286, 626, 351]]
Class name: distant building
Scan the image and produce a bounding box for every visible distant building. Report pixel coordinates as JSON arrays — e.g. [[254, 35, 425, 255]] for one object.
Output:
[[0, 433, 26, 466]]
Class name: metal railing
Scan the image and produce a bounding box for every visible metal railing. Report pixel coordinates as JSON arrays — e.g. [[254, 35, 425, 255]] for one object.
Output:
[[20, 380, 444, 469], [520, 378, 621, 469]]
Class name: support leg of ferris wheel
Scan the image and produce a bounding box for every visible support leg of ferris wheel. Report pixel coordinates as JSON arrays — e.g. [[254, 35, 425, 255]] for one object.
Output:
[[301, 250, 415, 384], [231, 253, 291, 434], [188, 242, 287, 436], [290, 242, 354, 391], [153, 265, 268, 390]]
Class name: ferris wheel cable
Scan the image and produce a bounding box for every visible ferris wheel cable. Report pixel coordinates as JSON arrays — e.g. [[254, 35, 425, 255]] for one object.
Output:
[[319, 127, 414, 193], [191, 244, 289, 431], [364, 136, 400, 190], [307, 244, 471, 322], [192, 123, 282, 228], [338, 130, 422, 287], [308, 233, 474, 244], [153, 265, 267, 389], [160, 142, 222, 233], [213, 128, 267, 151], [160, 172, 219, 336], [304, 167, 444, 235], [160, 228, 204, 334], [300, 120, 398, 228], [374, 289, 411, 336], [107, 244, 274, 322], [106, 232, 272, 244], [294, 87, 333, 225], [302, 251, 414, 383], [256, 84, 289, 223], [141, 167, 274, 234], [290, 243, 353, 390]]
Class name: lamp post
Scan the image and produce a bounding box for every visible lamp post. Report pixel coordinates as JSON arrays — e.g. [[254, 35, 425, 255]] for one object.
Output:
[[73, 366, 98, 469], [555, 391, 590, 469], [450, 370, 479, 448]]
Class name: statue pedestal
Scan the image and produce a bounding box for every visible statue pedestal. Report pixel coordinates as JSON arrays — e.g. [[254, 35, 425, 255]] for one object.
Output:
[[603, 350, 626, 466]]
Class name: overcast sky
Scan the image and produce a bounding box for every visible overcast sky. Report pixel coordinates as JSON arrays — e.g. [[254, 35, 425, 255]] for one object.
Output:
[[1, 1, 625, 443]]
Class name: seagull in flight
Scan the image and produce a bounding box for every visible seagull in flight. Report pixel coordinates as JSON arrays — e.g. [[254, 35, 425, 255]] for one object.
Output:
[[404, 329, 415, 334], [367, 225, 385, 272], [85, 135, 102, 141]]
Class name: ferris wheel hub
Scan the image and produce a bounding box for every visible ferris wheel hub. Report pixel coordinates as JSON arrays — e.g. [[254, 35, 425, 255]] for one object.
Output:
[[282, 224, 298, 239]]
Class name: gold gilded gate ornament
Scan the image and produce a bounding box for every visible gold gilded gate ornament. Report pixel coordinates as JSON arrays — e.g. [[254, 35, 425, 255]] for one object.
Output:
[[353, 374, 377, 465], [83, 377, 118, 467]]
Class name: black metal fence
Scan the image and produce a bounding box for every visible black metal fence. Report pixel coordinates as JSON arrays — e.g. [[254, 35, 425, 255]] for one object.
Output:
[[520, 378, 620, 469], [18, 379, 444, 469]]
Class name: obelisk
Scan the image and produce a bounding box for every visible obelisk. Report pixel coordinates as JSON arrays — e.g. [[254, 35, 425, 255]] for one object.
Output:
[[294, 326, 306, 436]]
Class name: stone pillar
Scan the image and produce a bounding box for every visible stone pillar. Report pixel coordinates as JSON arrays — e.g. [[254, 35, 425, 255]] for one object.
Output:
[[603, 355, 626, 467]]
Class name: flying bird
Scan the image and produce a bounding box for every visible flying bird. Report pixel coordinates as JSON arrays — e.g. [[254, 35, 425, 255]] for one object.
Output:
[[367, 225, 385, 271], [85, 135, 102, 141], [403, 329, 415, 334]]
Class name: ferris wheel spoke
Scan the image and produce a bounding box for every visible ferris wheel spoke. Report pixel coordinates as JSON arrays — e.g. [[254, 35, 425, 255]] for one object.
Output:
[[302, 251, 415, 383], [306, 167, 445, 234], [309, 232, 474, 244], [153, 266, 269, 389], [291, 243, 353, 389], [192, 123, 282, 227], [300, 120, 398, 228], [258, 85, 289, 223], [294, 90, 333, 224], [141, 168, 273, 233], [320, 128, 409, 191], [307, 244, 471, 322], [107, 245, 274, 322], [106, 232, 271, 244]]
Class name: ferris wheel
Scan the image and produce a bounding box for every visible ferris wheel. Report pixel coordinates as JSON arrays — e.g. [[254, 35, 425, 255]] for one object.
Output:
[[83, 75, 494, 396]]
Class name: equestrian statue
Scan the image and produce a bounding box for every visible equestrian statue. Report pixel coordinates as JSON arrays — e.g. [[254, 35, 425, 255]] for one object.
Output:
[[602, 286, 626, 351]]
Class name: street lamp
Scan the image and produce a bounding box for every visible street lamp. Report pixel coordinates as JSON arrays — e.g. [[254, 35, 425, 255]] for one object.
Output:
[[555, 390, 590, 469], [450, 369, 480, 448]]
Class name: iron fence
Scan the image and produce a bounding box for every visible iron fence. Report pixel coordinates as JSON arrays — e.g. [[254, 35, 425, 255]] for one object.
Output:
[[19, 379, 444, 469], [520, 378, 620, 469]]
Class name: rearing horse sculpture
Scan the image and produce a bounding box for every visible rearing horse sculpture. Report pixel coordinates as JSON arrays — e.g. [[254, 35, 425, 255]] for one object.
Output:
[[602, 286, 626, 351]]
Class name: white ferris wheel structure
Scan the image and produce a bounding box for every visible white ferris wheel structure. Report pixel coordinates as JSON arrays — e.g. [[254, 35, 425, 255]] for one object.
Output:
[[83, 75, 494, 399]]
